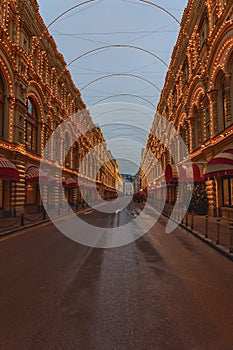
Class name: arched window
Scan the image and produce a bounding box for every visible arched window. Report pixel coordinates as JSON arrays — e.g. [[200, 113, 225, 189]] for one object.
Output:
[[192, 104, 203, 150], [43, 116, 53, 159], [221, 83, 227, 129], [73, 142, 79, 171], [199, 9, 209, 47], [26, 98, 38, 152], [64, 133, 72, 168], [205, 104, 210, 140], [0, 74, 5, 138], [179, 120, 190, 160], [192, 106, 198, 150], [216, 71, 228, 132]]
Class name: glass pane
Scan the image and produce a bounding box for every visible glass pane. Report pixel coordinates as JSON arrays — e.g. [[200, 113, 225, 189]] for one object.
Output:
[[0, 180, 3, 208], [0, 104, 3, 137], [27, 99, 33, 115], [223, 179, 229, 206], [230, 178, 233, 206], [26, 185, 36, 204], [26, 123, 32, 149], [0, 74, 4, 91], [33, 126, 37, 151]]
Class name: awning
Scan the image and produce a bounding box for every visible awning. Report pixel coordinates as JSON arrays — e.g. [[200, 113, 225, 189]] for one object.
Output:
[[26, 166, 49, 185], [165, 164, 178, 183], [0, 157, 19, 181], [62, 177, 78, 189], [204, 148, 233, 178], [48, 175, 57, 185], [179, 163, 205, 182]]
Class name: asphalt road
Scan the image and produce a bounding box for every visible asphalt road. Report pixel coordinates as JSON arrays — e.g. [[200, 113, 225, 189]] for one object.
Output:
[[1, 199, 233, 350]]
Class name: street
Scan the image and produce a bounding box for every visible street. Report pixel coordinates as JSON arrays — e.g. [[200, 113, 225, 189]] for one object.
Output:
[[1, 202, 233, 350]]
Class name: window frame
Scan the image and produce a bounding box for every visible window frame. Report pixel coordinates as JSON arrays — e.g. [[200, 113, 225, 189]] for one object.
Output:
[[0, 74, 5, 138], [26, 98, 38, 153]]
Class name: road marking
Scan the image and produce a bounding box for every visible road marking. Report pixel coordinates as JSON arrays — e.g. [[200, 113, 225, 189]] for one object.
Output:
[[84, 210, 93, 215]]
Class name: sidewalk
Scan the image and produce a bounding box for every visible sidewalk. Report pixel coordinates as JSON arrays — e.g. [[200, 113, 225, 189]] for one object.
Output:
[[164, 209, 233, 262], [0, 205, 90, 237]]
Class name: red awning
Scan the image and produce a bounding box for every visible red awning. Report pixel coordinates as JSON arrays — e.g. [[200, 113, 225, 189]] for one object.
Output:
[[204, 148, 233, 178], [26, 166, 49, 185], [165, 164, 178, 183], [0, 157, 19, 181], [179, 163, 204, 182], [62, 177, 77, 189], [48, 175, 57, 185]]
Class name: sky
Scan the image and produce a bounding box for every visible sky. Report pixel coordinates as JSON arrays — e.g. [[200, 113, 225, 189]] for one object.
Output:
[[37, 0, 188, 174]]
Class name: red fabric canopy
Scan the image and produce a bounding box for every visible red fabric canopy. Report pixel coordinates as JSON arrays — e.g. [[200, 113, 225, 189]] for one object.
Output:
[[179, 164, 204, 182], [26, 166, 49, 185], [0, 157, 19, 181], [204, 148, 233, 177], [165, 164, 178, 183], [62, 177, 78, 189]]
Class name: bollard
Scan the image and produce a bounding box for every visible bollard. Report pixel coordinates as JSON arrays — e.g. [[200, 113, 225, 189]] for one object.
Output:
[[20, 213, 24, 226], [191, 211, 194, 231], [229, 222, 233, 253], [185, 212, 188, 227], [216, 218, 220, 244], [43, 209, 46, 220], [205, 215, 208, 238]]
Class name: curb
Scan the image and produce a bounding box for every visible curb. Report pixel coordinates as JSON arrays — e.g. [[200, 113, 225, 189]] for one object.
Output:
[[146, 205, 233, 263], [179, 223, 233, 262]]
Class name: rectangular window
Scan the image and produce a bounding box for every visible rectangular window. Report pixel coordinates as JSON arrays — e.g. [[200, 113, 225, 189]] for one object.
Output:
[[231, 178, 233, 205], [0, 180, 3, 208], [0, 103, 4, 138], [26, 123, 37, 152], [205, 107, 210, 140], [32, 125, 37, 151], [222, 177, 233, 206], [26, 122, 32, 149], [26, 185, 37, 205], [223, 179, 229, 206]]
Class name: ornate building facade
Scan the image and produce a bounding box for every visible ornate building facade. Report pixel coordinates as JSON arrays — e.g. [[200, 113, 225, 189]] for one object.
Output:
[[0, 0, 121, 217], [142, 0, 233, 218]]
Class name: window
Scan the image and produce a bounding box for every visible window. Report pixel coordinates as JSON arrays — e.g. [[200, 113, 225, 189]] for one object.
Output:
[[222, 84, 228, 129], [183, 58, 189, 84], [205, 106, 210, 140], [0, 180, 3, 208], [216, 72, 228, 132], [64, 133, 71, 168], [73, 142, 79, 170], [222, 178, 233, 206], [173, 87, 177, 106], [199, 10, 209, 47], [0, 74, 5, 138], [192, 105, 203, 150], [26, 98, 38, 152], [26, 184, 37, 205]]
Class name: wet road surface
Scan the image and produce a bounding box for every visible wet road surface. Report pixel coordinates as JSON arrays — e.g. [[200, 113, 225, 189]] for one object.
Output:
[[1, 200, 233, 349]]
